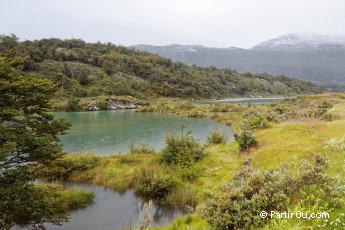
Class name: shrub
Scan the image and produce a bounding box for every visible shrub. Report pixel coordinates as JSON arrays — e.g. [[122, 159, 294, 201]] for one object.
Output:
[[234, 129, 257, 150], [40, 154, 100, 180], [96, 100, 108, 110], [175, 165, 204, 182], [202, 155, 344, 230], [129, 143, 155, 154], [134, 167, 178, 199], [206, 128, 227, 145], [66, 98, 82, 111], [325, 136, 345, 152], [317, 100, 333, 109], [243, 113, 271, 130], [161, 125, 204, 167]]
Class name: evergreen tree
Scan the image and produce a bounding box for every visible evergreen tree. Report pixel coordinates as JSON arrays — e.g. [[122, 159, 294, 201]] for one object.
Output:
[[0, 50, 70, 229]]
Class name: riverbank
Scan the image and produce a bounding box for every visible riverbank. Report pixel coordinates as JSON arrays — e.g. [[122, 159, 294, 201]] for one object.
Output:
[[49, 95, 284, 112], [41, 93, 345, 230]]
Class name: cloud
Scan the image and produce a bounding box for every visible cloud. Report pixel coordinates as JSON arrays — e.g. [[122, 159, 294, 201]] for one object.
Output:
[[1, 0, 345, 48]]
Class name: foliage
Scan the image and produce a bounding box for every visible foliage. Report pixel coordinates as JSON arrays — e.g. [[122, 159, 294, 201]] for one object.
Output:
[[206, 128, 227, 145], [129, 143, 156, 154], [164, 184, 199, 208], [324, 136, 345, 152], [39, 154, 100, 180], [66, 98, 82, 111], [202, 155, 344, 230], [134, 167, 178, 199], [243, 113, 272, 130], [234, 129, 257, 150], [0, 52, 71, 228], [0, 172, 93, 230], [161, 124, 204, 167], [0, 35, 323, 103], [152, 215, 211, 230]]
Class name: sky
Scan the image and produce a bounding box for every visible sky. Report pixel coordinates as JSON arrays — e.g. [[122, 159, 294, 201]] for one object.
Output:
[[1, 0, 345, 48]]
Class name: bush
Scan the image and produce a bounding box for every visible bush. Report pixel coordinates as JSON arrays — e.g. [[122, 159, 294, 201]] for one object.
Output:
[[66, 98, 82, 111], [129, 143, 155, 154], [40, 154, 100, 180], [206, 128, 227, 145], [234, 130, 257, 150], [243, 113, 271, 130], [202, 155, 344, 230], [134, 167, 178, 199], [161, 125, 204, 167], [175, 165, 204, 182]]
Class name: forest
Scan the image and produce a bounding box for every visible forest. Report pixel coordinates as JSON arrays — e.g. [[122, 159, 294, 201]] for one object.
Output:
[[0, 34, 322, 104]]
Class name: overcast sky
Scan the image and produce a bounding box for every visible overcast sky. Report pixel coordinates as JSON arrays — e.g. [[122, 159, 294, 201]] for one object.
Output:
[[1, 0, 345, 48]]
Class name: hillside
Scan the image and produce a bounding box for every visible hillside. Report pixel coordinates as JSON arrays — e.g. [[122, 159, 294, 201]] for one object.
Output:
[[0, 35, 322, 101], [132, 34, 345, 87]]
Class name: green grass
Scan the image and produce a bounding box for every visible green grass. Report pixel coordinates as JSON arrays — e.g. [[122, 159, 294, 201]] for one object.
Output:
[[35, 183, 94, 214], [45, 93, 345, 229], [45, 141, 245, 211], [251, 119, 345, 178], [152, 215, 212, 230]]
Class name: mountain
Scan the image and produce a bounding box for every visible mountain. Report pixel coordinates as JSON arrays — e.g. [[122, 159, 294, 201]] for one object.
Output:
[[0, 35, 322, 100], [253, 34, 345, 51], [131, 34, 345, 87]]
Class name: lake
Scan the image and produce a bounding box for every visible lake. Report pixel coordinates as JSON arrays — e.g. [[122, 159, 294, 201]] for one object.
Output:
[[13, 110, 233, 230], [54, 110, 233, 155], [196, 97, 283, 105]]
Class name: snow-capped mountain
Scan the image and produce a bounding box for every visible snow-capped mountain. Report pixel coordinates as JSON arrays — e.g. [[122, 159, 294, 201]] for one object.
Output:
[[253, 34, 345, 51], [131, 34, 345, 86]]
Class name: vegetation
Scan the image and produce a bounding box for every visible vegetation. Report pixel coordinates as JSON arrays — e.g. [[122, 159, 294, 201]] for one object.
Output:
[[202, 155, 343, 229], [0, 52, 93, 229], [0, 35, 322, 112], [35, 93, 345, 229], [129, 143, 156, 154], [132, 42, 345, 86], [234, 129, 257, 150], [206, 128, 227, 145], [2, 34, 345, 230], [161, 124, 204, 167]]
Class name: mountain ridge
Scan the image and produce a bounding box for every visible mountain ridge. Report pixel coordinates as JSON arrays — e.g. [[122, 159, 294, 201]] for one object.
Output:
[[131, 34, 345, 86], [0, 35, 323, 100]]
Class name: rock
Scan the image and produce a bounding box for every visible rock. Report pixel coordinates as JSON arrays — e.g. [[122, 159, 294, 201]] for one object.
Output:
[[107, 99, 139, 110], [88, 101, 99, 111]]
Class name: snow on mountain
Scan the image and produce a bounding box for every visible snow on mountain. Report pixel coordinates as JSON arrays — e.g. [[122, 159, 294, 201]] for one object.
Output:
[[253, 34, 345, 51]]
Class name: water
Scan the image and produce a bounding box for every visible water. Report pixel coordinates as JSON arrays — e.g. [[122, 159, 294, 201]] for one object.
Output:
[[196, 97, 283, 105], [14, 182, 182, 230], [12, 110, 232, 230], [54, 110, 233, 155]]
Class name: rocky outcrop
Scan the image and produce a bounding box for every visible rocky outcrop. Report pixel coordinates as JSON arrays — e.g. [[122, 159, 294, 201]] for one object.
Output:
[[107, 99, 140, 110], [86, 98, 140, 111]]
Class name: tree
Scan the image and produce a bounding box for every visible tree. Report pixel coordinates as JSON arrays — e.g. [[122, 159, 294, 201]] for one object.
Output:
[[0, 50, 71, 229]]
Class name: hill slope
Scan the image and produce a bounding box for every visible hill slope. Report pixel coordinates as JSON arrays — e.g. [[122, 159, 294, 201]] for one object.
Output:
[[132, 34, 345, 86], [0, 35, 322, 100]]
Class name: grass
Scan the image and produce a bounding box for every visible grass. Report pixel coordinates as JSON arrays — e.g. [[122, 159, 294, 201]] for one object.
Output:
[[34, 183, 94, 215], [251, 113, 345, 178], [44, 93, 345, 229], [45, 141, 245, 211], [152, 215, 212, 230]]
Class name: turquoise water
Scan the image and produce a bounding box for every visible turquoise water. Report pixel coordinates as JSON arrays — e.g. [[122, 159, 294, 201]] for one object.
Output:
[[196, 97, 283, 105], [54, 110, 233, 155]]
